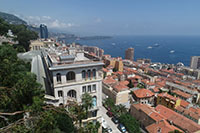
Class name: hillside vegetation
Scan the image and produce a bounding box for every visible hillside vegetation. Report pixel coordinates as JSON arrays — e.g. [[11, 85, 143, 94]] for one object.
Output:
[[0, 17, 38, 51]]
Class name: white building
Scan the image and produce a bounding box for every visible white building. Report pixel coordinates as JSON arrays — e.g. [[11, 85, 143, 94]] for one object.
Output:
[[42, 45, 104, 122]]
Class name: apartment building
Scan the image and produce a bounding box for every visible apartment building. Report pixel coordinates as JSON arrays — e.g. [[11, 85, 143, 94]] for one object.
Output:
[[42, 45, 104, 122]]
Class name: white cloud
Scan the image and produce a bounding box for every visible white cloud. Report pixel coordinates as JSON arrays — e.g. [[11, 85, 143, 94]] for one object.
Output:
[[23, 15, 77, 29]]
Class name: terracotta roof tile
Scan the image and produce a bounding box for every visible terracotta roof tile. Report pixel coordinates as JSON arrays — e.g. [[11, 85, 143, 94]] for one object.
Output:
[[155, 105, 200, 133], [146, 120, 183, 133], [133, 88, 155, 98], [180, 100, 190, 108], [172, 89, 192, 99], [112, 83, 128, 92], [119, 80, 129, 86], [158, 93, 178, 101], [103, 77, 117, 85]]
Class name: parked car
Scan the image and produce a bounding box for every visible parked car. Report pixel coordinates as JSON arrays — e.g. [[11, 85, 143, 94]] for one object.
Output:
[[111, 116, 119, 124], [118, 123, 127, 133], [107, 127, 112, 133], [106, 111, 113, 117]]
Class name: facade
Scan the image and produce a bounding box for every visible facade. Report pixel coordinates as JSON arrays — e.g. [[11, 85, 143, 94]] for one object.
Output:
[[83, 46, 104, 58], [132, 88, 155, 106], [130, 103, 164, 129], [104, 57, 124, 72], [190, 56, 200, 69], [40, 24, 48, 39], [102, 77, 130, 106], [125, 47, 134, 61], [157, 93, 181, 110], [42, 45, 104, 122]]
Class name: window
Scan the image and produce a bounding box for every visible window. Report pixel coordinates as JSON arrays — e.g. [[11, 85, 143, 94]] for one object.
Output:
[[82, 70, 86, 79], [66, 71, 75, 81], [87, 70, 91, 78], [92, 96, 97, 107], [92, 84, 96, 92], [92, 69, 96, 78], [58, 90, 63, 97], [92, 110, 97, 117], [56, 73, 61, 83], [88, 85, 91, 93], [82, 86, 86, 93], [67, 90, 76, 98]]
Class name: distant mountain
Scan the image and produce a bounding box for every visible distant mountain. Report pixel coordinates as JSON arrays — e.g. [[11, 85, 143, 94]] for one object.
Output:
[[0, 12, 27, 25]]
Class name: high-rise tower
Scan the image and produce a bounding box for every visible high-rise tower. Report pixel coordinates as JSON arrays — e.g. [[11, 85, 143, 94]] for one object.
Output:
[[190, 56, 200, 69], [125, 47, 134, 61], [40, 24, 48, 39]]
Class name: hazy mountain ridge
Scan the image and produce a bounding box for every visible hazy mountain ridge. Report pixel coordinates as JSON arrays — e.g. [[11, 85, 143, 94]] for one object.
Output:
[[0, 12, 27, 25]]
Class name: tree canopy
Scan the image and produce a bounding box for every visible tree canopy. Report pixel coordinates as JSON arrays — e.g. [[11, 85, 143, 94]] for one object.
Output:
[[0, 45, 74, 133], [0, 17, 38, 51]]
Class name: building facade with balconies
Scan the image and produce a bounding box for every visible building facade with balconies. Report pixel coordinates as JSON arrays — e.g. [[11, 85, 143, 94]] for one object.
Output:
[[42, 45, 104, 122]]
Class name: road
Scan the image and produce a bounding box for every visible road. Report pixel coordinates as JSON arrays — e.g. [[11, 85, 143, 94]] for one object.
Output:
[[100, 106, 121, 133]]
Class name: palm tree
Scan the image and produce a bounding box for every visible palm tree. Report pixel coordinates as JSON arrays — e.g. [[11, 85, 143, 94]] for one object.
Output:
[[82, 93, 93, 118], [116, 104, 127, 116]]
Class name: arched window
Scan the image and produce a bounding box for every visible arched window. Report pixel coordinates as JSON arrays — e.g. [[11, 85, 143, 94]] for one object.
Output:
[[67, 90, 76, 98], [92, 96, 97, 107], [87, 70, 91, 78], [92, 69, 96, 78], [82, 70, 86, 79], [56, 73, 61, 83], [66, 71, 75, 81]]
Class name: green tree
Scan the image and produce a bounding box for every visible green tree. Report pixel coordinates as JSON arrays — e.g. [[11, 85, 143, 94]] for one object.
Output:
[[0, 45, 74, 133], [119, 113, 141, 133], [82, 93, 93, 118], [128, 80, 134, 88]]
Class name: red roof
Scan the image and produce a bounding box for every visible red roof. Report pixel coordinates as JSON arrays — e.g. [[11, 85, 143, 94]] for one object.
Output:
[[133, 89, 155, 98], [103, 77, 117, 85], [157, 93, 177, 101], [119, 80, 129, 86], [180, 100, 190, 108], [155, 105, 200, 133], [152, 87, 160, 93], [146, 120, 182, 133], [112, 83, 128, 92], [172, 89, 192, 99]]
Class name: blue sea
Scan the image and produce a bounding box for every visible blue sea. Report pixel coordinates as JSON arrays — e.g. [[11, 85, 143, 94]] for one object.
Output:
[[67, 36, 200, 66]]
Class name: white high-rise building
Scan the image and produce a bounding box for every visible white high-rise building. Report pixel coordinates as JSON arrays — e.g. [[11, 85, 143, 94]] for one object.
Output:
[[190, 56, 200, 69]]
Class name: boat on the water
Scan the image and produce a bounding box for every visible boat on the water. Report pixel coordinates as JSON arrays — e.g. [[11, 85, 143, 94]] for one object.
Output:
[[111, 43, 116, 45], [170, 50, 175, 53], [147, 46, 153, 49], [154, 43, 160, 47]]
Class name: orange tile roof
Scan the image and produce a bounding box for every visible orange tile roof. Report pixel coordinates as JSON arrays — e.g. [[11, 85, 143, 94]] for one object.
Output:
[[172, 89, 192, 99], [132, 103, 155, 115], [180, 100, 190, 108], [156, 81, 166, 87], [103, 77, 117, 85], [146, 120, 182, 133], [141, 79, 150, 84], [149, 112, 166, 122], [155, 105, 200, 133], [133, 88, 155, 98], [102, 68, 109, 72], [146, 82, 155, 86], [157, 93, 177, 101], [112, 83, 128, 92], [134, 75, 142, 79], [119, 80, 129, 86], [152, 87, 160, 93]]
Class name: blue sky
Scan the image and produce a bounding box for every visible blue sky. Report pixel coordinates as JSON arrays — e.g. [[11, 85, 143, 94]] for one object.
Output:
[[1, 0, 200, 36]]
